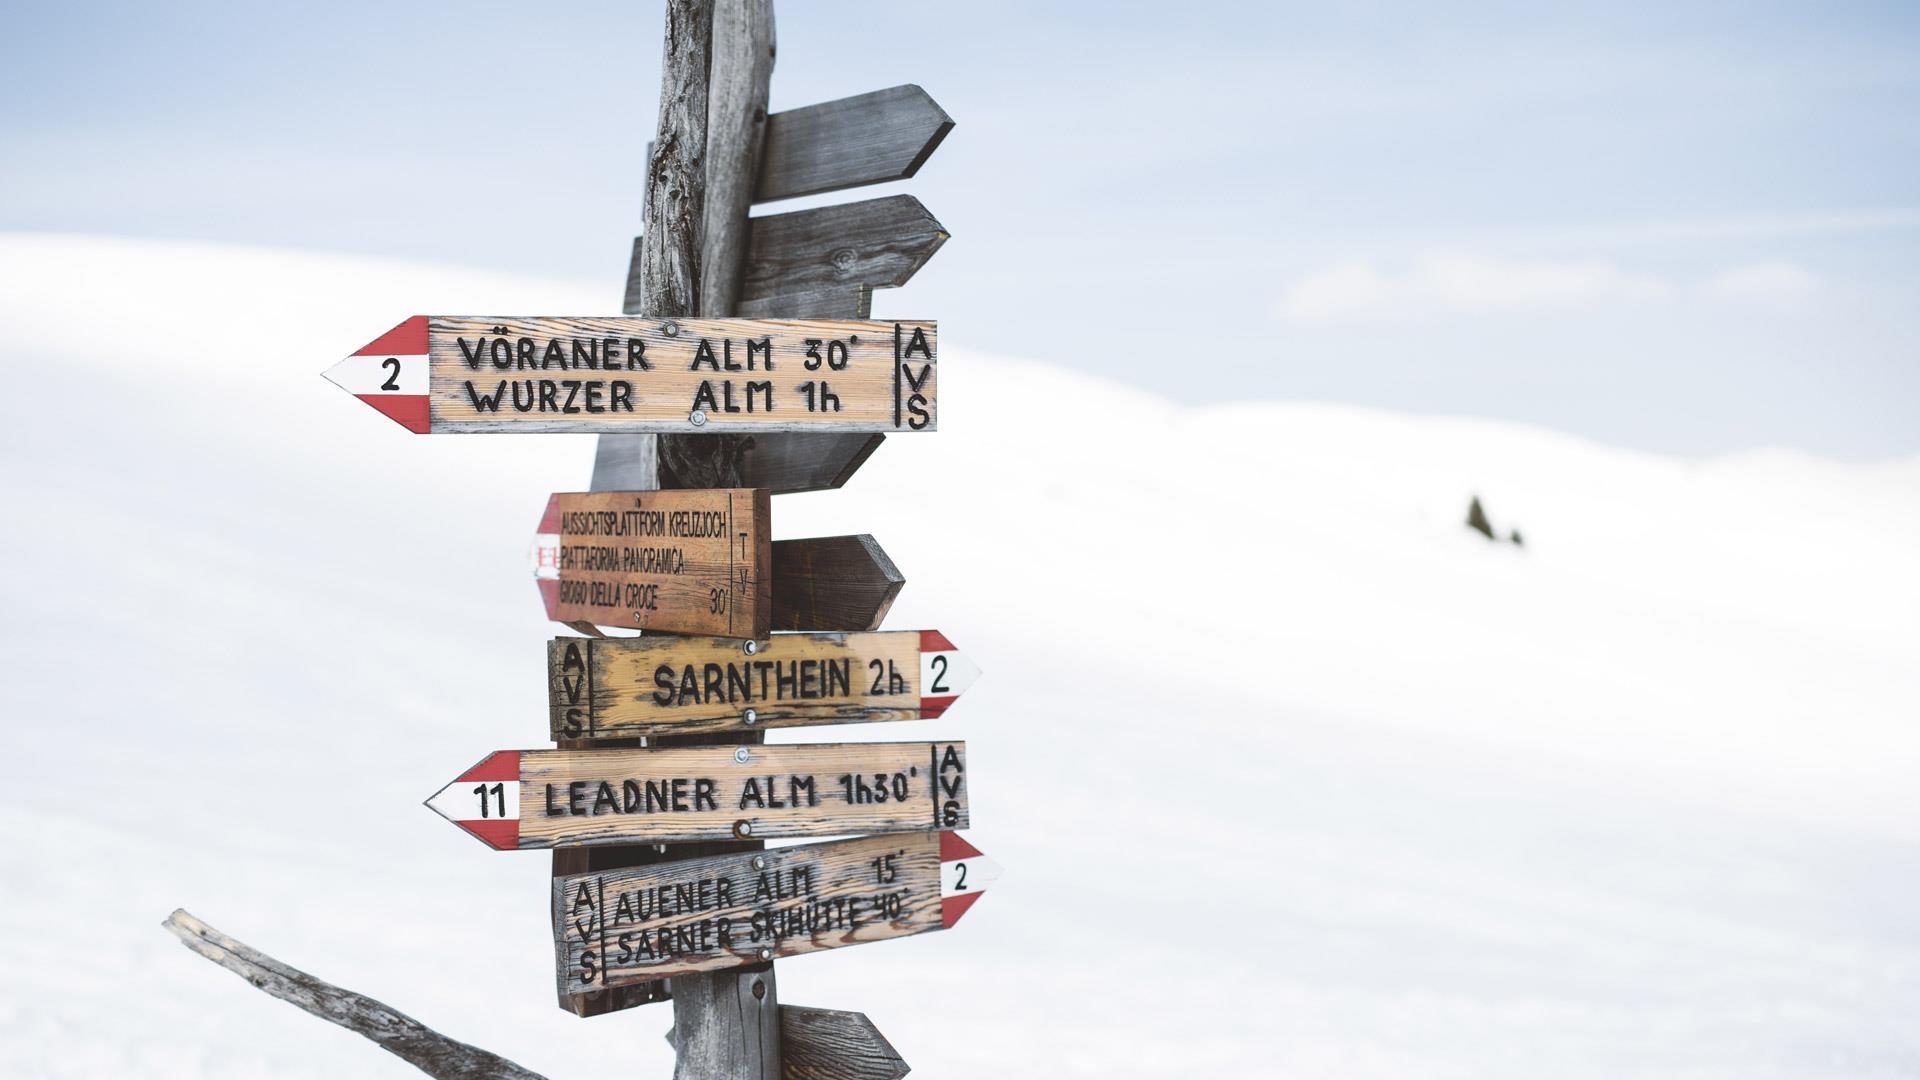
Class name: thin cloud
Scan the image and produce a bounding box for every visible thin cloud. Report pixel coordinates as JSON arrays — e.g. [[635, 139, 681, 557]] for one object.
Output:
[[1275, 253, 1671, 322], [1275, 253, 1821, 322]]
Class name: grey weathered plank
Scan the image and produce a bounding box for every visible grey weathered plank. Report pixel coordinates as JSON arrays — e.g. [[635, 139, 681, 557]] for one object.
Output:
[[637, 0, 710, 320], [782, 1007, 911, 1080], [700, 0, 775, 316], [670, 1006, 911, 1080], [629, 197, 945, 313], [740, 195, 947, 302], [772, 534, 904, 631], [671, 965, 781, 1080], [163, 910, 545, 1080], [733, 284, 871, 319], [638, 4, 782, 1074], [756, 85, 953, 204], [659, 430, 884, 494]]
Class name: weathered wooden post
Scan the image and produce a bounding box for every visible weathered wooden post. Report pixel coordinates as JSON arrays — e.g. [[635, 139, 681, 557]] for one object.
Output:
[[584, 5, 784, 1073]]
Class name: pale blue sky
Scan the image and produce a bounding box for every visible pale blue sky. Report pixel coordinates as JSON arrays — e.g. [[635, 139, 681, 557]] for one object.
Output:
[[4, 1, 1916, 457]]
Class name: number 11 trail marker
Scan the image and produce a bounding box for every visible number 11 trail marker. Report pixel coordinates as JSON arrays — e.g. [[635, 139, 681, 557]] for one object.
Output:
[[427, 742, 969, 850], [324, 316, 937, 434]]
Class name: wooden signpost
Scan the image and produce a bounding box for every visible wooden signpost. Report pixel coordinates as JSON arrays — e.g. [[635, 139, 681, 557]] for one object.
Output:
[[557, 831, 998, 993], [299, 3, 991, 1076], [547, 630, 980, 738], [426, 742, 968, 850], [324, 316, 936, 434]]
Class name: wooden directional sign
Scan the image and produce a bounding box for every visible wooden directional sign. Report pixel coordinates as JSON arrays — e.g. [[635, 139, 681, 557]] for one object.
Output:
[[532, 489, 770, 638], [557, 831, 998, 991], [547, 630, 980, 739], [427, 742, 968, 850], [324, 316, 936, 434]]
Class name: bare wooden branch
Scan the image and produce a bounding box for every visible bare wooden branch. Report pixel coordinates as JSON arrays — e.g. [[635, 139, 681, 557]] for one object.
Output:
[[162, 909, 545, 1080]]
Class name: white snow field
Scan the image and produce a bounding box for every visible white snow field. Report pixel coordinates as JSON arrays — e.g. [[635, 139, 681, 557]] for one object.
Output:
[[1, 233, 1917, 1078]]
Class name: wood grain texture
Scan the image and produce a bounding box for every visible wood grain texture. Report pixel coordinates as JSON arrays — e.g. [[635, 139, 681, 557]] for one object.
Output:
[[164, 910, 546, 1080], [423, 316, 937, 434], [671, 963, 780, 1080], [536, 489, 772, 638], [741, 195, 948, 303], [668, 1007, 911, 1080], [548, 631, 945, 738], [733, 284, 871, 320], [699, 0, 775, 318], [780, 1007, 910, 1080], [514, 741, 966, 848], [556, 833, 944, 990], [659, 430, 884, 495], [756, 85, 953, 204], [640, 0, 712, 318], [772, 535, 904, 632]]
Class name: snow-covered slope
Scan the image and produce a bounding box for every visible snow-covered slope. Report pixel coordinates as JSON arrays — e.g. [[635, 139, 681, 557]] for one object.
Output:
[[1, 234, 1916, 1078]]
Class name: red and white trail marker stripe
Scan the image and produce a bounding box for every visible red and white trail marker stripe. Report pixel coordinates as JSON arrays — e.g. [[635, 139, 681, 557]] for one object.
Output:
[[939, 830, 1002, 927], [424, 751, 521, 850], [322, 316, 430, 433], [554, 830, 997, 990], [918, 629, 981, 719], [547, 630, 982, 738]]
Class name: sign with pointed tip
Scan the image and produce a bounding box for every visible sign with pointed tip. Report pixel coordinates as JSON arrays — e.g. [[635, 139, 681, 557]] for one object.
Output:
[[428, 742, 968, 850], [547, 630, 980, 739], [324, 316, 936, 433], [556, 831, 998, 992], [532, 489, 771, 638]]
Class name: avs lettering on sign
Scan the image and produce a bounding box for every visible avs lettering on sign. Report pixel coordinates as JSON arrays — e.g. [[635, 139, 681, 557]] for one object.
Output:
[[547, 630, 981, 738], [532, 489, 771, 638], [323, 316, 936, 433], [556, 831, 998, 990], [427, 742, 968, 850]]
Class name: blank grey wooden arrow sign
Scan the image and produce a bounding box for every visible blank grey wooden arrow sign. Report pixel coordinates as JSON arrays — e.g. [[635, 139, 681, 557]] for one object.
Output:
[[670, 1005, 911, 1080], [755, 84, 953, 204]]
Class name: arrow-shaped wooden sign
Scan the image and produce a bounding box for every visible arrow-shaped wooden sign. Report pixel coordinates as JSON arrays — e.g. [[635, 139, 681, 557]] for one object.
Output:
[[547, 630, 980, 739], [532, 494, 905, 634], [427, 742, 968, 850], [557, 831, 998, 992], [325, 316, 935, 434], [532, 489, 771, 638]]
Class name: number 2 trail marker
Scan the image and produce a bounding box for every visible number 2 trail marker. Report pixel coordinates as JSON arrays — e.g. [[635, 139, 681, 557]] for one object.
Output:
[[426, 742, 968, 850], [547, 630, 980, 739], [324, 316, 936, 434], [556, 831, 998, 992]]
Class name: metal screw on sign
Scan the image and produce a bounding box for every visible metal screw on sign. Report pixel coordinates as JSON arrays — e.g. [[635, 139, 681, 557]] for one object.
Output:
[[742, 640, 758, 655], [734, 820, 754, 839], [751, 854, 767, 871], [742, 708, 758, 726], [733, 747, 751, 763], [756, 948, 773, 963], [662, 320, 679, 337], [689, 409, 707, 426]]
